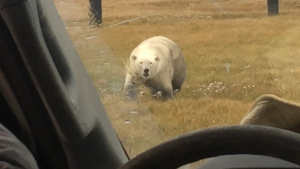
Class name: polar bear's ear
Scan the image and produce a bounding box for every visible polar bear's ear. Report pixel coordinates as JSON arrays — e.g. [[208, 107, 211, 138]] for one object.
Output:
[[131, 55, 137, 61], [155, 56, 160, 62]]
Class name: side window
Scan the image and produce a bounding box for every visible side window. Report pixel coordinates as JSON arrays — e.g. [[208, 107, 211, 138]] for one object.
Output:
[[54, 0, 300, 168]]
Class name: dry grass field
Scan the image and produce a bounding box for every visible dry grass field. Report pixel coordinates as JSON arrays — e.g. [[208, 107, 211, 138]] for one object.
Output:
[[54, 0, 300, 167]]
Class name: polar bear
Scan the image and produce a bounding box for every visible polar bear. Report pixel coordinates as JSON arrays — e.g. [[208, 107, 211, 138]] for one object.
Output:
[[240, 94, 300, 134], [123, 36, 186, 100]]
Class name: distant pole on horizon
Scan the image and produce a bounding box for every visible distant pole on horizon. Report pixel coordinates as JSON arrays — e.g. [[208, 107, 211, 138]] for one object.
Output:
[[267, 0, 279, 16], [89, 0, 102, 27]]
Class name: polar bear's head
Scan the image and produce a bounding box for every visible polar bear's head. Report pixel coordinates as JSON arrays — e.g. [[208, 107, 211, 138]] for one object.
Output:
[[130, 50, 160, 80]]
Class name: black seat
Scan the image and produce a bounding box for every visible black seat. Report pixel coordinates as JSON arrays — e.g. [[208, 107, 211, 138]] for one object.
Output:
[[0, 0, 129, 168]]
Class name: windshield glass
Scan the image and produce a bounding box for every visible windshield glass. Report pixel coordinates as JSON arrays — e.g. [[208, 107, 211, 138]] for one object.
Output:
[[54, 0, 300, 167]]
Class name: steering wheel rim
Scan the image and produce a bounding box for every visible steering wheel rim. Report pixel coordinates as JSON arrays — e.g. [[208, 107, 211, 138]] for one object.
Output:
[[118, 125, 300, 169]]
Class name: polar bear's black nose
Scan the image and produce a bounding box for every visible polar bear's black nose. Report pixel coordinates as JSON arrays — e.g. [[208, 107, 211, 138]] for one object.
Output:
[[144, 68, 149, 73]]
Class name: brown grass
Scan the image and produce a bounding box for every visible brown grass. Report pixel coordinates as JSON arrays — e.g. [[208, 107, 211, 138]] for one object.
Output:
[[54, 0, 300, 167]]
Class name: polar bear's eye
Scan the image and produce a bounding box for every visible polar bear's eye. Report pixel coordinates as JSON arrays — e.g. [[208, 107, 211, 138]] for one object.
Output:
[[132, 56, 137, 60], [140, 62, 142, 64], [150, 62, 152, 64]]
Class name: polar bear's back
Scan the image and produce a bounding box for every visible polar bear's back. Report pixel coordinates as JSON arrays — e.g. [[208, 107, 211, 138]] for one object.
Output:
[[136, 36, 182, 59]]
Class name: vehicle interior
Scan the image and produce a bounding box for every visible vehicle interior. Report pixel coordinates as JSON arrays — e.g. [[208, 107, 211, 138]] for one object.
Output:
[[0, 0, 300, 168]]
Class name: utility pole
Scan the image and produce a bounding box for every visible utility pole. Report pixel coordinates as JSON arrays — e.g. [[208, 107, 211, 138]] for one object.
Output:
[[267, 0, 279, 16], [89, 0, 102, 27]]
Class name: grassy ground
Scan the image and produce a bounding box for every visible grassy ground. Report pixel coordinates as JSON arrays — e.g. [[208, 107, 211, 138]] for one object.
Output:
[[54, 0, 300, 167]]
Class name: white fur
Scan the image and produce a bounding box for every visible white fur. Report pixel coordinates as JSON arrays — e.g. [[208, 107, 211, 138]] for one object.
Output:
[[124, 36, 186, 100]]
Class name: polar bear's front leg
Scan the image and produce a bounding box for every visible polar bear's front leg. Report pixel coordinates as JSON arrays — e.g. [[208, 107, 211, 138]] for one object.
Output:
[[124, 73, 139, 99], [147, 78, 174, 100], [160, 85, 174, 100], [159, 74, 174, 100]]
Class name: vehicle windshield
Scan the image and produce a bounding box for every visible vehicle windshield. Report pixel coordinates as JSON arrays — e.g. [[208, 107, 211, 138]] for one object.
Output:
[[54, 0, 300, 167]]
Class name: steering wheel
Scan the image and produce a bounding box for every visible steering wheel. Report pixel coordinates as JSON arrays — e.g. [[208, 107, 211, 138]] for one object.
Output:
[[118, 125, 300, 169]]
